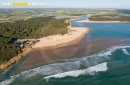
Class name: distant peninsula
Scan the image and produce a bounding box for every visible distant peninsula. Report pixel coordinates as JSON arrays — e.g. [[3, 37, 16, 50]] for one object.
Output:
[[88, 15, 130, 23]]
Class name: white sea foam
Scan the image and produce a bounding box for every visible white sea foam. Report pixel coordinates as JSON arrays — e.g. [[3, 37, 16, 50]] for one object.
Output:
[[0, 76, 18, 85], [96, 46, 130, 57], [0, 61, 81, 85], [44, 62, 108, 81], [12, 60, 81, 80], [122, 49, 130, 55], [1, 46, 130, 85]]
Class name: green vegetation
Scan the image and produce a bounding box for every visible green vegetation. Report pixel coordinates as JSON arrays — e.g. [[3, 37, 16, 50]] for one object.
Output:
[[68, 14, 87, 16], [0, 16, 69, 64], [0, 35, 22, 64], [117, 9, 130, 15], [0, 8, 119, 22], [89, 15, 130, 22], [0, 16, 69, 39], [0, 9, 41, 21]]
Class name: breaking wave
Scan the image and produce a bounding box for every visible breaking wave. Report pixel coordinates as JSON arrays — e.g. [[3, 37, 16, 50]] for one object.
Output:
[[0, 46, 130, 85], [122, 49, 130, 55], [44, 62, 108, 81]]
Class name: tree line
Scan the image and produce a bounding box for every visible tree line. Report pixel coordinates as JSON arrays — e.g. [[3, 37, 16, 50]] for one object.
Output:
[[0, 16, 69, 64], [89, 15, 130, 23]]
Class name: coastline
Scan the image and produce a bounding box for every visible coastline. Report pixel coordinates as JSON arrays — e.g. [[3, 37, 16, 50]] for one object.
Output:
[[0, 21, 89, 73], [32, 25, 89, 49], [77, 19, 121, 23]]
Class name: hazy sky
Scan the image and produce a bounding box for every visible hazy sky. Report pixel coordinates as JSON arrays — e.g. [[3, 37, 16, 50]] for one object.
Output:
[[0, 0, 130, 9]]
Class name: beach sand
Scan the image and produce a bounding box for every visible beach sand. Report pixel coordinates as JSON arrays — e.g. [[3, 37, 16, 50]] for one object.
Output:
[[0, 23, 89, 73], [77, 19, 121, 23], [13, 37, 123, 74], [32, 26, 89, 49]]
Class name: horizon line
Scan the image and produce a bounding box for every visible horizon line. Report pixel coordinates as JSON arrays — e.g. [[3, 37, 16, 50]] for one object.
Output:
[[0, 7, 130, 10]]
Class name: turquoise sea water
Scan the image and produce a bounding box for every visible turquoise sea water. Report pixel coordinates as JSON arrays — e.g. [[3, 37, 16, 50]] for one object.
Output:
[[1, 16, 130, 85]]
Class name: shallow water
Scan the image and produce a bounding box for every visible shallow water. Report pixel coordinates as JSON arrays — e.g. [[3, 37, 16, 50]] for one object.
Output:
[[1, 16, 130, 85]]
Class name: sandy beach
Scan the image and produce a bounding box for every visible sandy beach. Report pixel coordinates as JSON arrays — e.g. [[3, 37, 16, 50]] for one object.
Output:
[[0, 22, 89, 72], [77, 19, 121, 23], [32, 25, 89, 49]]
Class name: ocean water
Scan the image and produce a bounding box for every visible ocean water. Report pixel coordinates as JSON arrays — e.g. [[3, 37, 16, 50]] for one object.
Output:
[[1, 16, 130, 85], [71, 16, 130, 39]]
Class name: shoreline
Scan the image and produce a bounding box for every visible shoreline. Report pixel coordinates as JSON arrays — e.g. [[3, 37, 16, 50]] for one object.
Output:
[[77, 19, 122, 23], [0, 21, 89, 73], [32, 25, 89, 49]]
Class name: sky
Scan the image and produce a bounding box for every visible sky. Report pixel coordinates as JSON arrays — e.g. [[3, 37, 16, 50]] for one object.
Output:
[[0, 0, 130, 9]]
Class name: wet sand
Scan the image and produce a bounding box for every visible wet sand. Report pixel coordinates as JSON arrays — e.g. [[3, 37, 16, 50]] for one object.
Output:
[[0, 23, 89, 73], [12, 36, 126, 74]]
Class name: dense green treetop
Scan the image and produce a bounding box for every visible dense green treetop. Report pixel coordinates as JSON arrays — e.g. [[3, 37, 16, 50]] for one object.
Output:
[[0, 16, 69, 64]]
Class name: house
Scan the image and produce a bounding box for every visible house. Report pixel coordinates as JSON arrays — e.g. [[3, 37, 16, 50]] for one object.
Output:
[[20, 44, 24, 48]]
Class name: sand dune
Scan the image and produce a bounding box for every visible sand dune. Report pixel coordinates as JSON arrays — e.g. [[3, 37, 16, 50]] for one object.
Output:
[[0, 21, 89, 73], [32, 26, 89, 49]]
